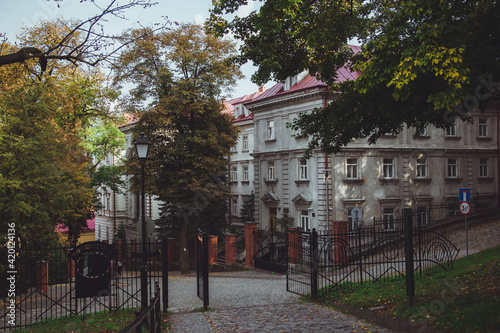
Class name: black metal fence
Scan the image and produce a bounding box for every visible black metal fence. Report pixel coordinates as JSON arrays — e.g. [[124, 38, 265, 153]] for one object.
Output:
[[287, 210, 459, 302], [253, 228, 288, 274], [196, 230, 209, 310], [119, 282, 162, 333], [0, 238, 168, 331]]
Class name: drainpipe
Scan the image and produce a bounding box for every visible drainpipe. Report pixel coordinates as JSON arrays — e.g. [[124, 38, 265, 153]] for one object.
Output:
[[324, 92, 331, 232], [497, 110, 500, 207]]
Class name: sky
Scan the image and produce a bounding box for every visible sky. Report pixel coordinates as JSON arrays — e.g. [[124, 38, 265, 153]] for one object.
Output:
[[0, 0, 265, 99]]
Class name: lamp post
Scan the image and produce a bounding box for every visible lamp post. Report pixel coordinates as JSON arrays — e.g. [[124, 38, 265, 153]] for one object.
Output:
[[135, 132, 150, 311]]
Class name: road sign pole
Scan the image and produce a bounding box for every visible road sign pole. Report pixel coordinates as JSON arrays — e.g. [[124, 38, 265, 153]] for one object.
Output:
[[465, 215, 468, 257]]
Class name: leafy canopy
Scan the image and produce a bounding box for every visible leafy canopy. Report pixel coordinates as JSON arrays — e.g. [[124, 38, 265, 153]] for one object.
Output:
[[209, 0, 500, 153]]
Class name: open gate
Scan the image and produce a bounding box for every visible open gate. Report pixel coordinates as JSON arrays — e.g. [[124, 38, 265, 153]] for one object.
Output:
[[254, 228, 288, 274]]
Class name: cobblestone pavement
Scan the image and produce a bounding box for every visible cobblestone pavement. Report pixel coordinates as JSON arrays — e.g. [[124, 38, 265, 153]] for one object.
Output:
[[166, 219, 500, 333], [166, 271, 393, 333]]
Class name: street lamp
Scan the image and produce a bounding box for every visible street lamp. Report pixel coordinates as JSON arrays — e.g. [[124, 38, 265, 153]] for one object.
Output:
[[135, 132, 150, 312]]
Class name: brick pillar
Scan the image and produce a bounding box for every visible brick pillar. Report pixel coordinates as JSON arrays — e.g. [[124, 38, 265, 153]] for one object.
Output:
[[131, 239, 136, 254], [245, 222, 258, 267], [288, 228, 302, 264], [225, 234, 237, 264], [167, 238, 176, 262], [67, 259, 76, 279], [116, 239, 123, 258], [332, 221, 349, 265], [208, 236, 218, 265], [36, 261, 49, 294]]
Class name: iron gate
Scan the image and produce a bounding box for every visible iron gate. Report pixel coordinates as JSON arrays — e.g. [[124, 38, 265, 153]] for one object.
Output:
[[287, 211, 459, 301], [196, 229, 209, 310], [254, 228, 288, 274]]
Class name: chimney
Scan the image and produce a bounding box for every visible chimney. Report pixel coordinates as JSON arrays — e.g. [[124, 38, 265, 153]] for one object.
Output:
[[258, 86, 266, 93]]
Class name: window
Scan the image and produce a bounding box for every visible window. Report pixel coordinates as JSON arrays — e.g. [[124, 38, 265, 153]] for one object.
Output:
[[230, 144, 237, 152], [233, 199, 238, 216], [242, 135, 249, 151], [268, 161, 276, 180], [267, 120, 275, 140], [417, 206, 429, 226], [478, 118, 489, 137], [383, 208, 395, 231], [347, 208, 362, 231], [416, 158, 428, 178], [243, 167, 249, 181], [480, 159, 489, 177], [445, 121, 457, 137], [346, 158, 359, 179], [447, 158, 458, 178], [231, 167, 238, 181], [300, 210, 309, 230], [299, 159, 308, 180], [234, 106, 240, 118], [383, 158, 395, 179]]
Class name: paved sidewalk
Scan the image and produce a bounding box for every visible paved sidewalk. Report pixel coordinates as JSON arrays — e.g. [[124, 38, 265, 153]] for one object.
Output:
[[166, 271, 393, 333]]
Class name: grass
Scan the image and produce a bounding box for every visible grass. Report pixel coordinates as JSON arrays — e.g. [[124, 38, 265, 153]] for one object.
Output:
[[318, 245, 500, 332], [13, 309, 169, 333]]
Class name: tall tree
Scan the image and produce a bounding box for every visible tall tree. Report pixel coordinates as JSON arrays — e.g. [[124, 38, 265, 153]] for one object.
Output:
[[0, 0, 166, 73], [0, 20, 116, 245], [209, 0, 500, 153], [115, 24, 241, 273]]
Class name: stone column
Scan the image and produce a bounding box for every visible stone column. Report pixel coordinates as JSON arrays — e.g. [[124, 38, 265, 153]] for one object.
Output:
[[225, 234, 237, 264], [245, 222, 258, 267]]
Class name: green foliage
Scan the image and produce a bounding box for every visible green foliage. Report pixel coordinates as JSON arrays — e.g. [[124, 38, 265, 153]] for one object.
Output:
[[0, 20, 116, 243], [240, 191, 255, 223], [276, 211, 295, 231], [209, 0, 500, 153], [319, 245, 500, 332], [115, 23, 241, 273]]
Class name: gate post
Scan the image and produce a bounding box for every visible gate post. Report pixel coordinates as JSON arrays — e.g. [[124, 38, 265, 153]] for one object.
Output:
[[208, 236, 218, 265], [36, 261, 49, 295], [310, 229, 318, 300], [162, 234, 168, 312], [245, 222, 258, 267], [288, 228, 302, 264], [225, 233, 237, 264], [331, 221, 349, 265], [404, 208, 415, 307]]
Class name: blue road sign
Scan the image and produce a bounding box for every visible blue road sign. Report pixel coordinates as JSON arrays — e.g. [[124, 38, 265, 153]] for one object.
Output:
[[459, 188, 470, 202]]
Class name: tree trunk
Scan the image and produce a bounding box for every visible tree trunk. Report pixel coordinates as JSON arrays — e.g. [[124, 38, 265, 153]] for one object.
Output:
[[180, 214, 190, 274]]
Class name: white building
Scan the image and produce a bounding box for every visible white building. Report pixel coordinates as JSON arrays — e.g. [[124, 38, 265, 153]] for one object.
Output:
[[242, 70, 499, 232]]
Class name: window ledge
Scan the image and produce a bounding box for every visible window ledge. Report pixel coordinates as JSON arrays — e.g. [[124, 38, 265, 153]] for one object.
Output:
[[414, 135, 430, 139], [343, 178, 364, 184], [414, 178, 432, 183], [379, 178, 399, 184], [265, 138, 276, 143], [477, 136, 492, 140], [294, 179, 310, 184], [241, 180, 250, 184], [264, 178, 278, 184], [444, 136, 461, 140], [478, 176, 493, 181]]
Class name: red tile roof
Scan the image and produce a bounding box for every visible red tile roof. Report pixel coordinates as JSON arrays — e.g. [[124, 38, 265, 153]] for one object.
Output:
[[247, 45, 361, 104]]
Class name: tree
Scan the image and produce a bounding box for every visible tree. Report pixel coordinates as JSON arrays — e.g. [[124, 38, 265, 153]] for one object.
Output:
[[0, 20, 117, 245], [115, 24, 241, 274], [209, 0, 500, 153], [0, 0, 166, 73], [240, 191, 255, 223]]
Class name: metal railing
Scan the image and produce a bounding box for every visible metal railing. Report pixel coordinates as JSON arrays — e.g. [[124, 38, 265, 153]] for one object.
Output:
[[119, 282, 161, 333]]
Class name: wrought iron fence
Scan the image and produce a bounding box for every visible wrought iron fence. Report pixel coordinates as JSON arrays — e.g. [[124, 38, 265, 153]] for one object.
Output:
[[0, 238, 168, 331], [118, 282, 162, 333], [253, 228, 288, 274], [287, 211, 459, 301]]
